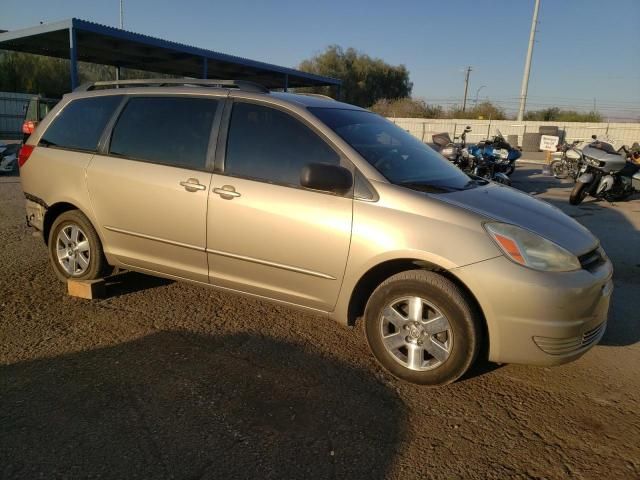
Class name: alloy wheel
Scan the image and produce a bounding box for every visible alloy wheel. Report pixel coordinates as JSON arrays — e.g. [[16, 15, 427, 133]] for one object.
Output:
[[56, 223, 91, 276], [379, 296, 453, 371]]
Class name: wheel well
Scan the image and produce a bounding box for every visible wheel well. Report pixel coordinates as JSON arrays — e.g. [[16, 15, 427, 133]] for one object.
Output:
[[43, 202, 79, 245], [347, 259, 488, 350]]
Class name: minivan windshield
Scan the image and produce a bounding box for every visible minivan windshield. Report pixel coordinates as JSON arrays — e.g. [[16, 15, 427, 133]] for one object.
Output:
[[310, 108, 476, 191]]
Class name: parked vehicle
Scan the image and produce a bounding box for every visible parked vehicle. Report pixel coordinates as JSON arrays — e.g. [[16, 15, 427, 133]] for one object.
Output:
[[550, 140, 583, 180], [467, 130, 521, 176], [20, 79, 612, 385], [0, 143, 20, 174], [22, 95, 59, 143], [432, 126, 472, 170], [570, 140, 640, 205]]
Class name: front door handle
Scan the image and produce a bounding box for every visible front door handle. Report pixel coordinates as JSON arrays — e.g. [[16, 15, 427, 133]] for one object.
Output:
[[180, 178, 206, 192], [212, 185, 241, 200]]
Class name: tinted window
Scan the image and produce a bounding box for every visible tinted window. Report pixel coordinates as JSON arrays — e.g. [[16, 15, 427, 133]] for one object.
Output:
[[311, 108, 474, 191], [225, 102, 339, 186], [110, 97, 219, 170], [40, 96, 122, 152]]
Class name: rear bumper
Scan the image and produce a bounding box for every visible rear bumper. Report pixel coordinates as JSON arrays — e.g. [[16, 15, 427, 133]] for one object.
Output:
[[451, 255, 613, 366], [24, 196, 46, 231]]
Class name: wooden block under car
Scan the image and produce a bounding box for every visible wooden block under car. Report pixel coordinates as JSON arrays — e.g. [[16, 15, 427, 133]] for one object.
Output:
[[67, 278, 106, 299]]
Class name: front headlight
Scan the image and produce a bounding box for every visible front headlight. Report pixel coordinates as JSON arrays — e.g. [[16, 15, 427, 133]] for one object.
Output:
[[584, 155, 603, 167], [484, 222, 581, 272], [441, 147, 455, 157]]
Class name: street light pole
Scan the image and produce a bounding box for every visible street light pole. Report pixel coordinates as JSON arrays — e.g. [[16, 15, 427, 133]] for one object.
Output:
[[474, 85, 486, 106], [517, 0, 540, 121], [462, 66, 472, 112]]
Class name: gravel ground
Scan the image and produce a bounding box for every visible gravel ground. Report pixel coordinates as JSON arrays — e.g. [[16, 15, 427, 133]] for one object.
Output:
[[1, 165, 638, 479]]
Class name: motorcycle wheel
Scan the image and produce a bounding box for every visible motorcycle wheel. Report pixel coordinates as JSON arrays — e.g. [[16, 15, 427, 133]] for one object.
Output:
[[569, 181, 589, 205], [550, 160, 568, 179]]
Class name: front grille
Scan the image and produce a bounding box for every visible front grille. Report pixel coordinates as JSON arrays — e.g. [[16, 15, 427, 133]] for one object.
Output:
[[579, 247, 605, 271], [534, 322, 606, 355]]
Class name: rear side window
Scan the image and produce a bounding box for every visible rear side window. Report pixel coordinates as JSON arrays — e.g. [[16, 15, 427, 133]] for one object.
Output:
[[40, 96, 122, 152], [225, 102, 339, 186], [109, 97, 219, 170]]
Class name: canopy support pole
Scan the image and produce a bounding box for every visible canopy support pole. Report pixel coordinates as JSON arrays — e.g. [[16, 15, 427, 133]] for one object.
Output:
[[69, 26, 78, 90]]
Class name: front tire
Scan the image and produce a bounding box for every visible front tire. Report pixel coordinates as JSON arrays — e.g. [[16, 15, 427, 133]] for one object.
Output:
[[569, 181, 589, 205], [550, 160, 568, 179], [364, 270, 481, 386], [48, 210, 110, 282]]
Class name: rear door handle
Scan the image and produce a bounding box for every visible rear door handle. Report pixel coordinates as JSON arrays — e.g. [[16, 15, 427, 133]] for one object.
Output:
[[212, 185, 241, 199], [180, 178, 207, 192]]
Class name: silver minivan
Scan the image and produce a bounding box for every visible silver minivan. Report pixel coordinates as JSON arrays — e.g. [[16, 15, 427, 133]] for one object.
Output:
[[19, 80, 613, 385]]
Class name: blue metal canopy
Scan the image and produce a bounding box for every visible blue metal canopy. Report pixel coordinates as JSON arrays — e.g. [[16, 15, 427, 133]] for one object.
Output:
[[0, 18, 341, 92]]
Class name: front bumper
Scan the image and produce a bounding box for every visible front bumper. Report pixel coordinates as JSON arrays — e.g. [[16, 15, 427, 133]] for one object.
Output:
[[451, 255, 613, 366]]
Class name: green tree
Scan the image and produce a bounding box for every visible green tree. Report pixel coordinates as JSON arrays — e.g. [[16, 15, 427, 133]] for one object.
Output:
[[371, 97, 444, 118], [449, 101, 507, 120], [524, 107, 602, 122], [298, 45, 412, 107], [0, 50, 177, 97]]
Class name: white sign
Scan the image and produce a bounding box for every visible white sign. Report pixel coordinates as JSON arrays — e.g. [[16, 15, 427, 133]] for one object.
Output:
[[539, 135, 560, 151]]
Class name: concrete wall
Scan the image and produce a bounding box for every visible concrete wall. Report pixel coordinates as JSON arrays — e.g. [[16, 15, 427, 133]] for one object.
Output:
[[389, 117, 640, 149], [0, 91, 32, 139]]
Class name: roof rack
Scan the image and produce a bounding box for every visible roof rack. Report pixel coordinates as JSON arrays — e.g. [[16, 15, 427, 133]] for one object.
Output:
[[295, 93, 336, 101], [74, 78, 270, 93]]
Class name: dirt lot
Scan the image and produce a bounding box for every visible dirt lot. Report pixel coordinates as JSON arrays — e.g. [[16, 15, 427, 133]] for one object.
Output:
[[1, 165, 638, 479]]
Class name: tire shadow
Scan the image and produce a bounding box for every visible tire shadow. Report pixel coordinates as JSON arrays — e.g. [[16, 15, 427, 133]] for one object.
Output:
[[0, 331, 406, 479], [104, 271, 174, 296]]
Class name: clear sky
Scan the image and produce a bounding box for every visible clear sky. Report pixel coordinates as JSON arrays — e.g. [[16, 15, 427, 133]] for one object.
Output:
[[2, 0, 639, 119]]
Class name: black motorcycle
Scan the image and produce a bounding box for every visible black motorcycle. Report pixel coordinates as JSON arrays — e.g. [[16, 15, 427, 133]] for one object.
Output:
[[432, 126, 472, 171], [569, 140, 640, 205]]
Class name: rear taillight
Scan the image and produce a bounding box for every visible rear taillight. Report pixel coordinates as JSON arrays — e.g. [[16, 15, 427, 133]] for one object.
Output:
[[18, 145, 35, 168], [22, 121, 37, 135]]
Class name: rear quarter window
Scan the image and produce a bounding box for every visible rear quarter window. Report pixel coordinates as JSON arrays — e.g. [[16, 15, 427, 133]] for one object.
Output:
[[39, 96, 122, 152]]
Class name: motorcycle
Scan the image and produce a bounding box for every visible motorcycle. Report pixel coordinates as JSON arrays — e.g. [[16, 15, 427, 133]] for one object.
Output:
[[467, 130, 521, 177], [432, 125, 472, 170], [569, 139, 640, 205], [550, 140, 583, 180]]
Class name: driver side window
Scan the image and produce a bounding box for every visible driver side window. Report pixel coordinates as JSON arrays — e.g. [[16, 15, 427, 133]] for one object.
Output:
[[224, 102, 340, 187]]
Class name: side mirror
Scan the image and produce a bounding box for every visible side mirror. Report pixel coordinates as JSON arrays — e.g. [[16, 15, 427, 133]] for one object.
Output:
[[300, 163, 353, 194]]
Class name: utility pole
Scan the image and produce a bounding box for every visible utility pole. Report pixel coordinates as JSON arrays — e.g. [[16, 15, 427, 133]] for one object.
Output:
[[517, 0, 540, 121], [462, 66, 472, 112]]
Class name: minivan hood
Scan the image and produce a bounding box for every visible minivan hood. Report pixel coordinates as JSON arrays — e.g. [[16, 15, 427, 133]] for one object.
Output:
[[435, 183, 598, 255]]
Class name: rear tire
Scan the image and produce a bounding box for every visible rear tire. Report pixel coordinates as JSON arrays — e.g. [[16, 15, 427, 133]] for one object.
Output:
[[48, 210, 111, 282], [364, 270, 481, 386], [569, 181, 589, 205]]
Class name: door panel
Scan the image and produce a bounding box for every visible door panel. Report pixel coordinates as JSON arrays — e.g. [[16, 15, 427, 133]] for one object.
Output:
[[207, 175, 352, 310], [87, 155, 212, 282]]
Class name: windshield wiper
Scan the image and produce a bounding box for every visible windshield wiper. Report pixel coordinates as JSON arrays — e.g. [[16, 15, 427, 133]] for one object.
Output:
[[464, 176, 489, 188]]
